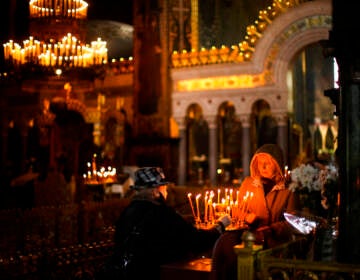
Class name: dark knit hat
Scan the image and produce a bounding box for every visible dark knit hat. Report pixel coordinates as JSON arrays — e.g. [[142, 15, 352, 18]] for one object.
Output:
[[254, 143, 285, 171], [131, 167, 170, 190]]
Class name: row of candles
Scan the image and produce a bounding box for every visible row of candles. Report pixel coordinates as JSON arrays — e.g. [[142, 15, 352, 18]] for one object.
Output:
[[186, 165, 291, 229], [82, 155, 117, 184], [3, 34, 107, 67], [187, 188, 254, 229]]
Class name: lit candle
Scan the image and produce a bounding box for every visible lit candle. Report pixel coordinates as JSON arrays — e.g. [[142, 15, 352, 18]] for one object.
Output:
[[187, 193, 196, 220], [243, 192, 252, 218], [196, 194, 201, 222], [211, 203, 216, 223], [233, 201, 239, 221], [210, 190, 215, 203], [217, 189, 220, 203], [238, 195, 247, 221], [204, 192, 208, 223]]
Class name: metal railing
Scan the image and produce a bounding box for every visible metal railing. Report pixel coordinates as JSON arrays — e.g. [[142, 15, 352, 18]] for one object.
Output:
[[235, 233, 360, 280]]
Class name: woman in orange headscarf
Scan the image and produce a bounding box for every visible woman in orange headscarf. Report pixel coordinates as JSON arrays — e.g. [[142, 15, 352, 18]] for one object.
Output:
[[211, 144, 300, 280], [238, 143, 300, 247]]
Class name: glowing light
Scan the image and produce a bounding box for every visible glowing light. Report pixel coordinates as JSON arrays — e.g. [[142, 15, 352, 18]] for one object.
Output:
[[3, 33, 107, 68]]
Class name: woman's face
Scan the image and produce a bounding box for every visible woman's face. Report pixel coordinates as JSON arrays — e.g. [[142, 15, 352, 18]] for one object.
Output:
[[257, 155, 276, 179]]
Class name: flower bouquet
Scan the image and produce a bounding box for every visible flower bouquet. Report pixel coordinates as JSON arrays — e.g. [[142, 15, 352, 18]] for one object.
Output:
[[319, 164, 339, 221], [289, 163, 339, 218], [289, 162, 339, 261]]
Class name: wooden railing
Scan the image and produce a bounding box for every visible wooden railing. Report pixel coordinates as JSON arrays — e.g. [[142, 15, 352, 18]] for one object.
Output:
[[0, 240, 115, 280], [0, 198, 130, 258], [0, 198, 131, 280]]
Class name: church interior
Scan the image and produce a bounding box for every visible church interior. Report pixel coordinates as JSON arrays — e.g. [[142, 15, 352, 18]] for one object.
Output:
[[0, 0, 359, 278], [0, 0, 338, 190]]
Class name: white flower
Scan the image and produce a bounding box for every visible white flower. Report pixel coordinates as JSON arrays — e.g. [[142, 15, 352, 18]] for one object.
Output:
[[289, 163, 339, 193], [319, 164, 338, 186], [289, 164, 322, 192]]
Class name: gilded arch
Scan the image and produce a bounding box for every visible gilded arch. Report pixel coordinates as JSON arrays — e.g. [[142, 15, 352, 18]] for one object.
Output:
[[171, 0, 332, 122]]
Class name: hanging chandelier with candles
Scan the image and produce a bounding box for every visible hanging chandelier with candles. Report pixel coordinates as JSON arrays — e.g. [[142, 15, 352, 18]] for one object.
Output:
[[2, 0, 108, 74], [29, 0, 89, 19], [3, 34, 107, 68]]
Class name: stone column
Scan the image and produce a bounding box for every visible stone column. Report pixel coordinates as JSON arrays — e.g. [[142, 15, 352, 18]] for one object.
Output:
[[93, 109, 102, 147], [238, 114, 251, 177], [21, 124, 28, 172], [1, 125, 8, 176], [337, 81, 360, 264], [204, 115, 217, 186], [330, 0, 360, 264], [175, 117, 187, 186], [274, 112, 289, 166]]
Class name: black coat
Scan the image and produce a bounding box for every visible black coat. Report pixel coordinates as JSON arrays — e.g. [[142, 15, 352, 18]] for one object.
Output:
[[111, 194, 221, 280]]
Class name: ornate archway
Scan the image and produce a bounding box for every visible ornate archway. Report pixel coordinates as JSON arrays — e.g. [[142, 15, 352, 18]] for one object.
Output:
[[171, 0, 332, 184]]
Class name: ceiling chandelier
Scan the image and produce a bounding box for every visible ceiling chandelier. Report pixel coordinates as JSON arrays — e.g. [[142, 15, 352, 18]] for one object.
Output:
[[3, 0, 108, 76]]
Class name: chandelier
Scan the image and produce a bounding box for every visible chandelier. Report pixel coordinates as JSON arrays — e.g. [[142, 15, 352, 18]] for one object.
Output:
[[29, 0, 88, 19], [3, 0, 108, 75]]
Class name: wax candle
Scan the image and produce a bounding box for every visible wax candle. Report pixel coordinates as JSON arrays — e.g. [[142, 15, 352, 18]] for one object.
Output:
[[196, 194, 201, 222], [204, 192, 208, 223], [187, 193, 197, 220], [211, 203, 216, 223]]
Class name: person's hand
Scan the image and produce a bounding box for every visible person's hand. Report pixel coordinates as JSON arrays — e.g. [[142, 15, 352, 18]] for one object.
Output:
[[217, 214, 232, 228], [212, 214, 232, 234], [245, 212, 257, 224]]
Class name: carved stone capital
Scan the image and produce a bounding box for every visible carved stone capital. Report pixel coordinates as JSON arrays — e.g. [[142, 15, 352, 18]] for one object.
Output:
[[273, 112, 288, 126], [174, 116, 187, 131], [236, 114, 251, 128], [203, 115, 217, 129]]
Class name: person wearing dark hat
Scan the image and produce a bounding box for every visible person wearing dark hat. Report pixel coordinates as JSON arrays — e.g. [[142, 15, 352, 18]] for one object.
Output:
[[107, 167, 231, 280], [210, 144, 301, 280]]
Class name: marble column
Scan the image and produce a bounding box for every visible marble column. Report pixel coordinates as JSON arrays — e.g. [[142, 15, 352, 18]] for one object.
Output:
[[332, 0, 360, 263], [204, 115, 217, 186], [21, 125, 28, 172], [175, 117, 187, 186], [1, 125, 8, 176], [92, 110, 102, 147], [238, 114, 251, 177], [274, 112, 289, 167], [337, 81, 360, 263]]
